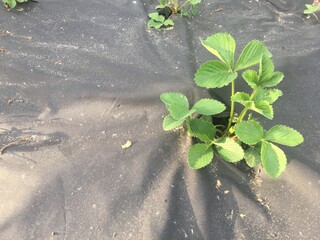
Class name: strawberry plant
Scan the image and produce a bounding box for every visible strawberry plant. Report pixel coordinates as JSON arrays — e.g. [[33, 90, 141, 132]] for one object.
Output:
[[304, 0, 320, 20], [161, 33, 304, 178], [148, 0, 201, 29], [148, 12, 175, 29]]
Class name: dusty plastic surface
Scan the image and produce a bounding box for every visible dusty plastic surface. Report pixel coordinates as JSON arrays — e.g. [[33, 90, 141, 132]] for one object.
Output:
[[0, 0, 320, 239]]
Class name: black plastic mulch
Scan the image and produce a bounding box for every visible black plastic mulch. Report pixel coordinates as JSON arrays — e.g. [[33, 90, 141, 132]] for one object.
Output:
[[0, 0, 320, 239]]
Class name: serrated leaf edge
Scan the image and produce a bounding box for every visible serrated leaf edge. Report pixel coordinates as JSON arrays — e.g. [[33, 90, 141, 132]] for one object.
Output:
[[265, 125, 304, 146]]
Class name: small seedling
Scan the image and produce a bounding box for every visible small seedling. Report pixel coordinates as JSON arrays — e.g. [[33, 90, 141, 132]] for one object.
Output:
[[148, 0, 201, 29], [3, 0, 28, 9], [304, 0, 320, 20], [161, 33, 304, 178], [148, 12, 174, 29]]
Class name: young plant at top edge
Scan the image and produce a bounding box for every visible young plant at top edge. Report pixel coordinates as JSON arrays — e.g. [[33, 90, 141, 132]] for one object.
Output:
[[148, 0, 201, 29], [160, 32, 304, 178], [304, 0, 320, 21]]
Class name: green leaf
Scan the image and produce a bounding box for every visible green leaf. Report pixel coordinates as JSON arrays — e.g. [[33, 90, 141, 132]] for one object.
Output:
[[163, 19, 174, 26], [258, 55, 274, 82], [265, 125, 304, 147], [188, 144, 213, 169], [261, 72, 284, 88], [148, 12, 165, 22], [169, 103, 195, 120], [303, 9, 313, 14], [235, 40, 272, 71], [163, 115, 185, 131], [253, 88, 283, 104], [242, 70, 259, 89], [258, 56, 284, 87], [194, 60, 238, 88], [160, 92, 189, 109], [244, 148, 261, 167], [4, 0, 17, 8], [179, 7, 189, 16], [304, 4, 320, 14], [231, 92, 251, 107], [232, 94, 274, 119], [161, 93, 194, 120], [261, 141, 287, 178], [192, 98, 226, 115], [189, 118, 216, 143], [215, 137, 244, 162], [155, 4, 166, 9], [201, 33, 236, 68], [235, 120, 264, 145], [200, 115, 212, 123], [191, 5, 198, 15], [147, 20, 163, 29], [251, 100, 274, 119], [190, 0, 201, 4]]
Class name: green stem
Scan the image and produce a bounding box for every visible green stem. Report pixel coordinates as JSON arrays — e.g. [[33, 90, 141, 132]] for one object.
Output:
[[237, 107, 249, 124], [237, 88, 258, 124], [226, 80, 235, 134], [178, 0, 190, 11], [173, 0, 179, 13]]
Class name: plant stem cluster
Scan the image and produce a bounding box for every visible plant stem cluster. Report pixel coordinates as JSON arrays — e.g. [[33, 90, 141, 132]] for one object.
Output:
[[148, 0, 201, 29]]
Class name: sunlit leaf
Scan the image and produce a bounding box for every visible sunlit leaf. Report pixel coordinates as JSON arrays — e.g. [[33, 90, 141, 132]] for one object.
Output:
[[195, 60, 238, 88], [163, 115, 185, 131], [168, 103, 195, 120], [160, 92, 189, 109], [148, 12, 165, 22], [163, 19, 174, 26], [188, 144, 213, 169], [259, 55, 274, 82], [244, 148, 261, 167], [202, 33, 236, 68], [261, 72, 284, 88], [242, 70, 259, 89], [189, 118, 216, 143], [261, 141, 287, 178], [265, 125, 304, 147], [147, 20, 163, 29], [253, 88, 283, 104], [231, 92, 251, 107], [4, 0, 17, 8], [235, 40, 271, 71], [251, 100, 274, 119], [235, 120, 264, 145], [190, 0, 201, 4], [215, 137, 244, 162], [304, 4, 320, 14], [258, 56, 284, 87], [192, 98, 226, 115]]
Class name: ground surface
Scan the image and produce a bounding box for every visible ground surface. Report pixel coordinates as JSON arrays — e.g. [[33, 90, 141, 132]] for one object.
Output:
[[0, 0, 320, 239]]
